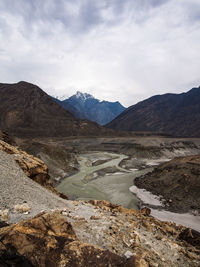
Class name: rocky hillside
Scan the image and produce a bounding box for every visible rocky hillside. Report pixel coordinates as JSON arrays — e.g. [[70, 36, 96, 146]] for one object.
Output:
[[0, 81, 114, 137], [0, 130, 16, 145], [107, 86, 200, 137], [0, 138, 68, 200], [135, 155, 200, 214], [19, 138, 79, 184], [0, 129, 78, 188], [61, 91, 125, 125], [1, 202, 200, 266], [0, 140, 200, 266]]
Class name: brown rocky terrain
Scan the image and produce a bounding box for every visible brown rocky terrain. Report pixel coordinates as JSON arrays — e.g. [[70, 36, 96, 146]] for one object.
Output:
[[0, 139, 68, 200], [18, 139, 79, 184], [0, 81, 115, 138], [134, 155, 200, 213], [0, 139, 200, 266], [0, 130, 16, 145], [0, 203, 200, 266], [0, 211, 133, 267]]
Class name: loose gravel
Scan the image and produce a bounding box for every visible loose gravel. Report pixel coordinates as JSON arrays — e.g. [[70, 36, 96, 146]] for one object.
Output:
[[0, 150, 70, 223]]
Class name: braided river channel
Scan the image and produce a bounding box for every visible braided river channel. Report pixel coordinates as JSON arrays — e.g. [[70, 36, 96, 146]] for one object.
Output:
[[57, 152, 151, 209]]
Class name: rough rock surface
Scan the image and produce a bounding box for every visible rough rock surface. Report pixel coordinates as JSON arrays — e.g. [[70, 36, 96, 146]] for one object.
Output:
[[18, 139, 78, 184], [0, 140, 68, 199], [1, 140, 200, 266], [0, 130, 16, 145], [135, 155, 200, 213], [0, 204, 200, 267], [0, 211, 134, 267]]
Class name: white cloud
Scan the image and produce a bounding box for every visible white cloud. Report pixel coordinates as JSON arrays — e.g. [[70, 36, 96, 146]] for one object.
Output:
[[0, 0, 199, 106]]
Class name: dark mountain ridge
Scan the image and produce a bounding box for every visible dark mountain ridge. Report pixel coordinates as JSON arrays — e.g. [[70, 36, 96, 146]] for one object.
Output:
[[0, 81, 113, 137], [107, 86, 200, 137], [53, 97, 82, 119]]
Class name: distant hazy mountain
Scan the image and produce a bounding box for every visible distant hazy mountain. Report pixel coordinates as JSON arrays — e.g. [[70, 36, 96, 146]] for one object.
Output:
[[60, 91, 125, 125], [0, 81, 114, 137], [107, 86, 200, 137]]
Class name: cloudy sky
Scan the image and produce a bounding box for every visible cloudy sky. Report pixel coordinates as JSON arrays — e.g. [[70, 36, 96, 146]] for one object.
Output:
[[0, 0, 199, 106]]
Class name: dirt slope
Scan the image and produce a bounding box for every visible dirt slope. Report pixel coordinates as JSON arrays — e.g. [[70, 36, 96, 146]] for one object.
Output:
[[135, 155, 200, 213]]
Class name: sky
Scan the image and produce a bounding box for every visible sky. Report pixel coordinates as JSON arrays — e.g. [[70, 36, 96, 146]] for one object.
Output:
[[0, 0, 200, 107]]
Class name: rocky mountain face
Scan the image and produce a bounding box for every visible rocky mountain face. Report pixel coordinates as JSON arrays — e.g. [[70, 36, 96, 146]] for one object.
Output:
[[0, 82, 114, 137], [135, 155, 200, 214], [107, 86, 200, 137], [60, 91, 125, 125]]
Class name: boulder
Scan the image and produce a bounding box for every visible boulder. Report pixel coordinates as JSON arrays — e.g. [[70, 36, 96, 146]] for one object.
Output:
[[0, 211, 135, 267]]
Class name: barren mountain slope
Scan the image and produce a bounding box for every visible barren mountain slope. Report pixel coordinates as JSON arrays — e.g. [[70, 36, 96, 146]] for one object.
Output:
[[0, 81, 114, 137], [107, 86, 200, 137]]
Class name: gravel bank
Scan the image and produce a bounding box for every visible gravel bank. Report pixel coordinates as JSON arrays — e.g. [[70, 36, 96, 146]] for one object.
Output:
[[0, 150, 69, 223]]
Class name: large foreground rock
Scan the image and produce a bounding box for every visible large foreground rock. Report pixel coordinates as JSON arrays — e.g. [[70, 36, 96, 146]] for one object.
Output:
[[0, 211, 134, 267], [0, 206, 200, 267]]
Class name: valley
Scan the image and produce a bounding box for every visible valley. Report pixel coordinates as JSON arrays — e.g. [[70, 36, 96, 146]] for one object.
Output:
[[1, 134, 200, 266], [1, 0, 200, 263], [16, 135, 200, 232], [57, 152, 150, 209], [1, 81, 200, 266]]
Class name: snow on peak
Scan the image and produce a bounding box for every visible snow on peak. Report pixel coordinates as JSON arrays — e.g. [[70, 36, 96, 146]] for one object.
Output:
[[53, 94, 69, 101], [75, 91, 94, 101]]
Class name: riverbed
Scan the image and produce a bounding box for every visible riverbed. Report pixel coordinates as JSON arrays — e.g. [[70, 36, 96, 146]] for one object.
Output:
[[57, 151, 200, 231], [57, 152, 151, 209]]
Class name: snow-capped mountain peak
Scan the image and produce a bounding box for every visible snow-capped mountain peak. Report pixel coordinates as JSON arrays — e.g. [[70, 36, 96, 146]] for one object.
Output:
[[53, 90, 125, 125], [75, 91, 94, 101]]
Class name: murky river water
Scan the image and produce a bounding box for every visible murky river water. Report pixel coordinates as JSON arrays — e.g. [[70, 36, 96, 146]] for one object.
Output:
[[56, 152, 200, 231], [57, 152, 151, 209]]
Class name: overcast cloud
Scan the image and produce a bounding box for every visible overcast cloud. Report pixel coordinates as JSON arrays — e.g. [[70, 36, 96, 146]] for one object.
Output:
[[0, 0, 199, 106]]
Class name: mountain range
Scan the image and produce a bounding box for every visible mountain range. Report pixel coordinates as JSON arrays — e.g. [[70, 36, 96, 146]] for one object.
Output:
[[0, 81, 114, 137], [56, 91, 125, 125], [107, 86, 200, 137], [1, 81, 200, 138]]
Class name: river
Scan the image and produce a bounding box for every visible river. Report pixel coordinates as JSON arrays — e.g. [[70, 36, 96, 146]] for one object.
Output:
[[57, 152, 151, 209], [57, 151, 200, 231]]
